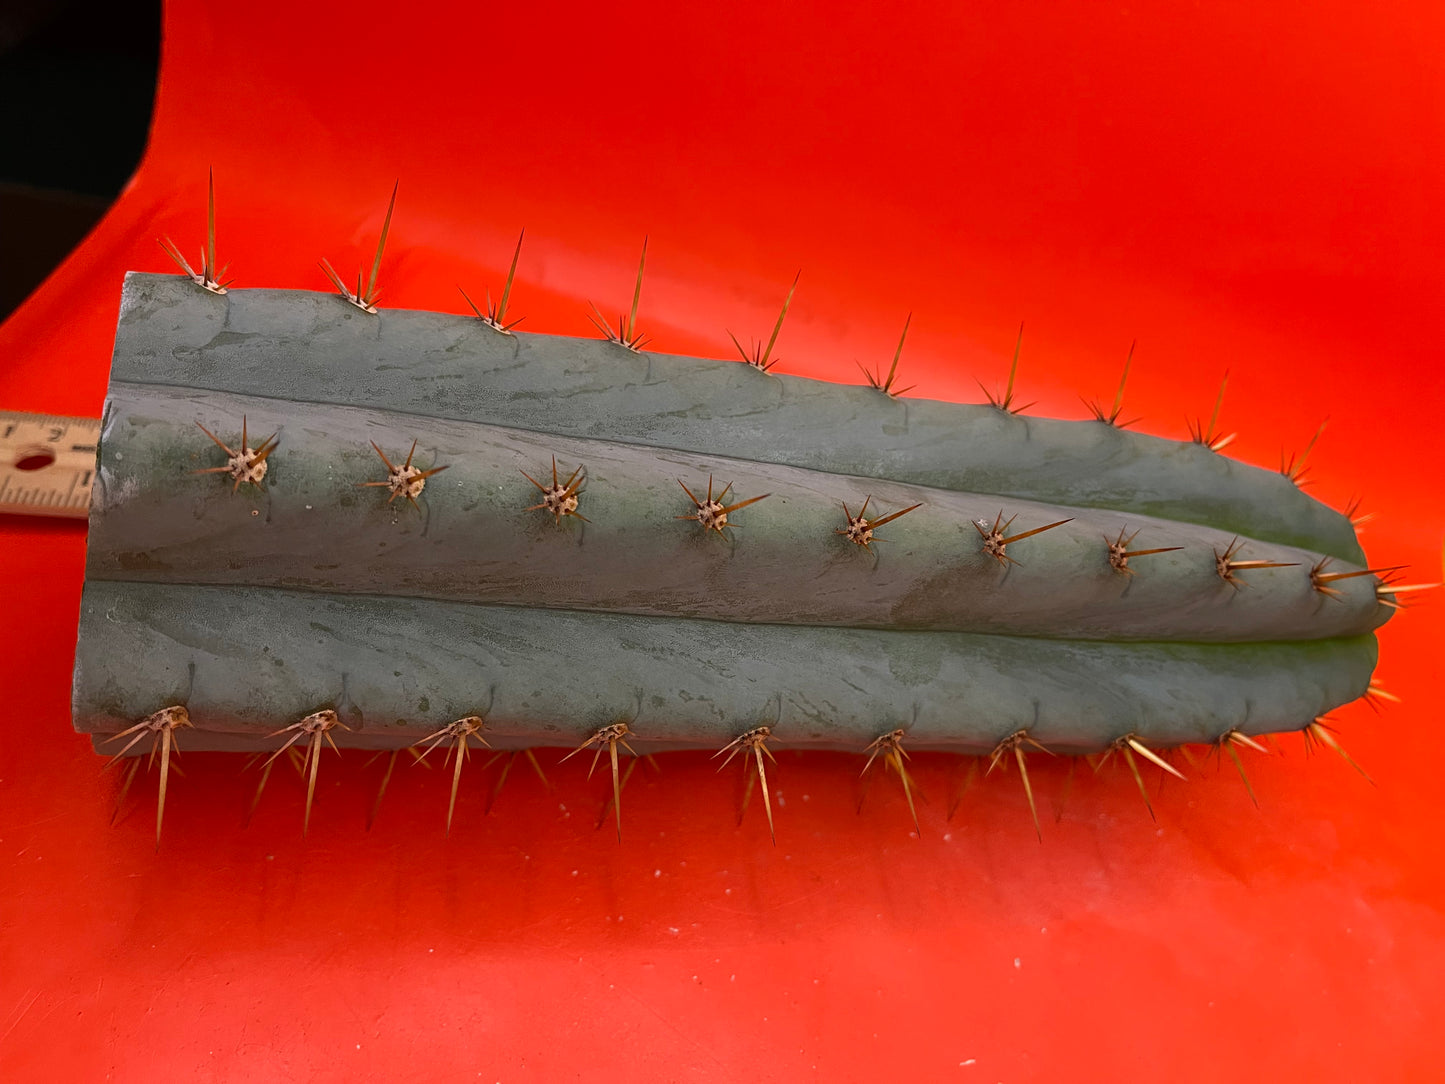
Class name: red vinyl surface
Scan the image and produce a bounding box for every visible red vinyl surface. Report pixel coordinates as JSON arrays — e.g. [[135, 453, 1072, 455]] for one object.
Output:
[[2, 2, 1443, 1079]]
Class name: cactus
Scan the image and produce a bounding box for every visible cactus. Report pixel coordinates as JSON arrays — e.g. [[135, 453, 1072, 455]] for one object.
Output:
[[75, 254, 1410, 842]]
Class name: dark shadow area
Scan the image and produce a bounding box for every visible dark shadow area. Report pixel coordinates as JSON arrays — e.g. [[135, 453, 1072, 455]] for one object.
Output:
[[0, 0, 161, 321]]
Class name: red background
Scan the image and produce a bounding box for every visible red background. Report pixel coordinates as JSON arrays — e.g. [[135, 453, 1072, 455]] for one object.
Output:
[[2, 2, 1443, 1079]]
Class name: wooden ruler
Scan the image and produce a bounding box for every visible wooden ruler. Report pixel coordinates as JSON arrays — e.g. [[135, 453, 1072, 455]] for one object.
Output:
[[0, 410, 101, 519]]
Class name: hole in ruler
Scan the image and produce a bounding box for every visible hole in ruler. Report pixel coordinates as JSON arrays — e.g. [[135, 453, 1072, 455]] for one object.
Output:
[[14, 447, 56, 471]]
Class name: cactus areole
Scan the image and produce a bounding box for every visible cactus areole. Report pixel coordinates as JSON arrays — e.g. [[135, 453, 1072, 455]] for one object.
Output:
[[73, 271, 1395, 823]]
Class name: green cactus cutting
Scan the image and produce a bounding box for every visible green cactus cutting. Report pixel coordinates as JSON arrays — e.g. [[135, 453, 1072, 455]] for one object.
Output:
[[75, 194, 1417, 844]]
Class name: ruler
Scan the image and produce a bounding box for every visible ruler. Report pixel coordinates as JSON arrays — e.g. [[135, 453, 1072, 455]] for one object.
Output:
[[0, 410, 101, 519]]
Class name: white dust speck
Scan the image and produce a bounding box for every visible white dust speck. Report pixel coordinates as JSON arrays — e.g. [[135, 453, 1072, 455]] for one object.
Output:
[[1013, 958, 1021, 969], [654, 869, 662, 878]]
